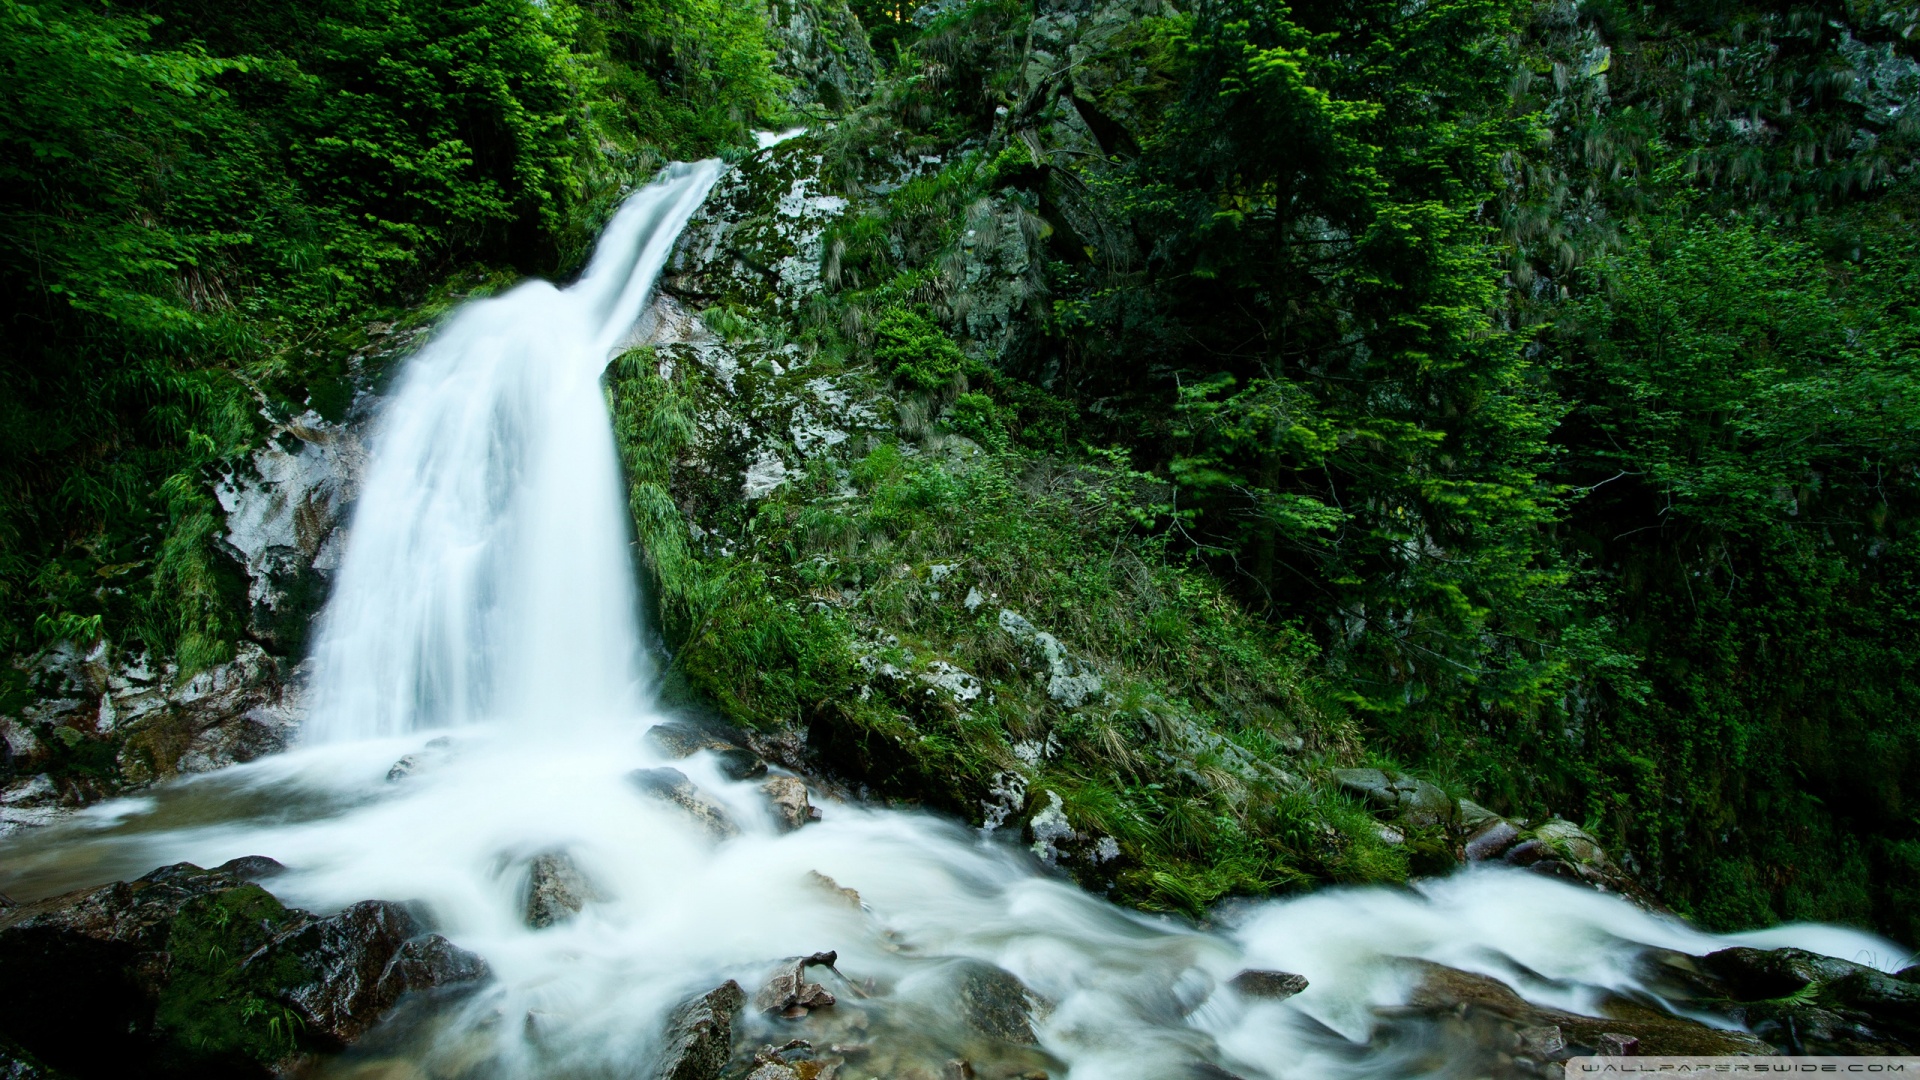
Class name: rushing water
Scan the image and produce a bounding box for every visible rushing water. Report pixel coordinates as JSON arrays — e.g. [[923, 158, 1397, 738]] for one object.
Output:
[[0, 156, 1910, 1080]]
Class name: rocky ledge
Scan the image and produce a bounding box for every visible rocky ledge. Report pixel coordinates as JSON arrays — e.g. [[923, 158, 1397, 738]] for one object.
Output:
[[0, 859, 487, 1079]]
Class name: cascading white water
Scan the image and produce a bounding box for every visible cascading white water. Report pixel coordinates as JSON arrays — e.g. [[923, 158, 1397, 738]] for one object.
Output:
[[302, 160, 723, 743], [0, 156, 1910, 1080]]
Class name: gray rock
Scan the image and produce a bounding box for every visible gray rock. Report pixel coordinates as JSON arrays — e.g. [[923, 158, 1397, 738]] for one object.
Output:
[[629, 767, 741, 840], [655, 980, 747, 1080], [213, 854, 287, 881], [997, 609, 1103, 708], [524, 851, 596, 929], [1500, 818, 1658, 907], [1332, 768, 1455, 827], [1399, 781, 1455, 828], [1463, 818, 1520, 862], [956, 962, 1042, 1045], [214, 410, 363, 653], [755, 952, 839, 1016], [761, 776, 818, 832], [768, 0, 875, 112], [1454, 798, 1500, 831], [646, 721, 734, 759], [265, 899, 489, 1043], [1228, 970, 1309, 1000], [644, 721, 768, 780], [382, 932, 491, 990], [1332, 768, 1394, 804]]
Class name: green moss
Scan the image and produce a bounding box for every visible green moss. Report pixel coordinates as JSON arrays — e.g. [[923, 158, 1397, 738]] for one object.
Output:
[[150, 883, 313, 1068], [610, 329, 1387, 912]]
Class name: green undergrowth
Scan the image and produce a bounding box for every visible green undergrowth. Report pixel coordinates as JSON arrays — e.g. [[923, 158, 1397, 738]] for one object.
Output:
[[151, 884, 314, 1068], [0, 0, 788, 676], [610, 342, 1412, 912]]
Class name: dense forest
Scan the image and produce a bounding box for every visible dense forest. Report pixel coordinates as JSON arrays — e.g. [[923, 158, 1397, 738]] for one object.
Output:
[[2, 0, 1916, 955]]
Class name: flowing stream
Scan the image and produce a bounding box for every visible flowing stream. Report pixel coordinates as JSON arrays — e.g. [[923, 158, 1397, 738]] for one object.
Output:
[[0, 157, 1910, 1080]]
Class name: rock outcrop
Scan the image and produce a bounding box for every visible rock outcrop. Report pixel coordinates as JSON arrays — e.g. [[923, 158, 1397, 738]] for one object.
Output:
[[214, 410, 364, 655], [1634, 946, 1920, 1054], [0, 860, 487, 1077], [655, 980, 747, 1080], [1, 642, 303, 837]]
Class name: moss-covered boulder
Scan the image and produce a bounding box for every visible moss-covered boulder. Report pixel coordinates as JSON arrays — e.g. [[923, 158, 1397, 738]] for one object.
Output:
[[0, 860, 487, 1078]]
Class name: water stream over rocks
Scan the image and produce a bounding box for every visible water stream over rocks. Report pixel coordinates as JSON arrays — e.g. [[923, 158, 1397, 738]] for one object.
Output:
[[2, 159, 1912, 1080]]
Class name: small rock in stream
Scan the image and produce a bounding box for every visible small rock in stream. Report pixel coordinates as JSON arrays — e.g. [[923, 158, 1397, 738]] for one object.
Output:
[[1228, 969, 1309, 1000], [386, 736, 455, 782], [807, 870, 861, 908], [655, 980, 746, 1080], [628, 767, 741, 840], [523, 850, 597, 928], [762, 776, 819, 831], [756, 953, 840, 1016], [956, 962, 1044, 1045], [644, 721, 768, 780]]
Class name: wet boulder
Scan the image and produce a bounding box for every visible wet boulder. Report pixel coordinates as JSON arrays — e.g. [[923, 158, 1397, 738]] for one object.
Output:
[[214, 855, 287, 882], [756, 952, 840, 1018], [655, 980, 746, 1080], [1693, 947, 1920, 1052], [761, 776, 819, 832], [629, 767, 741, 840], [644, 721, 768, 781], [0, 860, 488, 1077], [1228, 970, 1308, 1001], [1462, 818, 1521, 862], [1399, 960, 1774, 1059], [242, 898, 489, 1045], [523, 850, 597, 929], [956, 963, 1043, 1046]]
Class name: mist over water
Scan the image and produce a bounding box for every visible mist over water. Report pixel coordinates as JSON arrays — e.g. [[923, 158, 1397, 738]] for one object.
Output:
[[0, 158, 1907, 1080]]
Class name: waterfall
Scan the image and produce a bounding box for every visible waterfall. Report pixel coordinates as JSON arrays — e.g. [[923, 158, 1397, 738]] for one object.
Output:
[[301, 161, 724, 743], [0, 159, 1907, 1080]]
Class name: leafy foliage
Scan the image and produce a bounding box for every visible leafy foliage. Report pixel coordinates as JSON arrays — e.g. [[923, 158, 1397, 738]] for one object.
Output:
[[0, 0, 783, 670]]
